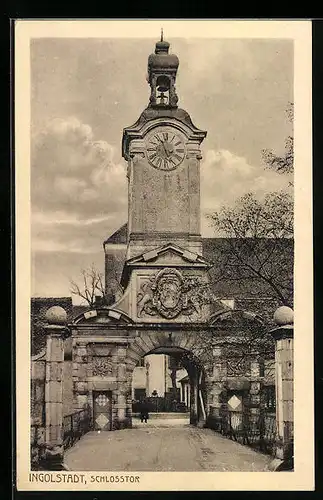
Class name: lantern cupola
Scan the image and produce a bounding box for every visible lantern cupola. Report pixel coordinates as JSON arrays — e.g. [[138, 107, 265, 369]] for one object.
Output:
[[147, 30, 179, 108]]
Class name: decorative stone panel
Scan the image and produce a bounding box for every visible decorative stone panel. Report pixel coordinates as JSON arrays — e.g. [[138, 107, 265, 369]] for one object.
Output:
[[92, 356, 113, 377]]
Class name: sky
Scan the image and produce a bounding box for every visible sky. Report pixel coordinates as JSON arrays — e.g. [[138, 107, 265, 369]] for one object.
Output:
[[30, 37, 293, 299]]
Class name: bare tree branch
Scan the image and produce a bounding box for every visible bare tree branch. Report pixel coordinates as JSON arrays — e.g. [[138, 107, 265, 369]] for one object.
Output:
[[262, 102, 294, 174], [70, 265, 106, 308], [207, 191, 293, 307]]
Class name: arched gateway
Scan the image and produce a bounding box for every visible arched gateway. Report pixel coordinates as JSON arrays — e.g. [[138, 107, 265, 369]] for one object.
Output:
[[69, 36, 267, 432], [70, 304, 266, 431], [71, 306, 215, 430]]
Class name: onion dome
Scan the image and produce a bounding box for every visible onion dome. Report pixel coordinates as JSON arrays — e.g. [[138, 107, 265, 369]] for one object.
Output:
[[148, 30, 179, 72]]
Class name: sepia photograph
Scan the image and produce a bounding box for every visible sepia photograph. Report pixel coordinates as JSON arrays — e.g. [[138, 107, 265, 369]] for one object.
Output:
[[15, 20, 313, 491]]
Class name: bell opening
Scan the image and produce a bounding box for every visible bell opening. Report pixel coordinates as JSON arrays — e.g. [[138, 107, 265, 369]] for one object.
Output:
[[156, 75, 170, 93]]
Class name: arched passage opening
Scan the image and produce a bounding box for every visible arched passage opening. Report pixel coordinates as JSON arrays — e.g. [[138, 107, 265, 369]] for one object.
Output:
[[132, 348, 190, 413], [125, 334, 208, 428]]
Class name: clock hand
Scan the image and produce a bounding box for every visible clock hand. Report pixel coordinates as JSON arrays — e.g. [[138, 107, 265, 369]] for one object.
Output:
[[162, 142, 170, 157], [164, 142, 173, 158]]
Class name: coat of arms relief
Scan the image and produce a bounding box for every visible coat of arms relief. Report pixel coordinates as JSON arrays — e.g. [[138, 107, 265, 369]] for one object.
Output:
[[136, 268, 208, 319]]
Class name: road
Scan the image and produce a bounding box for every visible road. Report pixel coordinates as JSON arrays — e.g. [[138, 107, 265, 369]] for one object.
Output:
[[64, 419, 272, 472]]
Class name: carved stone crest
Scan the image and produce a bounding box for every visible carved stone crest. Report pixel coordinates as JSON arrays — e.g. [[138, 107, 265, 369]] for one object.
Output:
[[92, 356, 113, 377], [137, 268, 203, 319], [226, 358, 250, 377]]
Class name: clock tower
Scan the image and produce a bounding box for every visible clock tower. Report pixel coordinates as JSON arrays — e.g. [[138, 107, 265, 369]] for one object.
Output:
[[122, 34, 207, 260]]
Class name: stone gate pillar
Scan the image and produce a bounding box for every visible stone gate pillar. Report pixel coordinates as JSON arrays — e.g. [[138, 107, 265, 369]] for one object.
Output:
[[43, 306, 67, 468], [207, 346, 227, 430], [116, 345, 128, 428], [270, 306, 294, 470], [188, 366, 198, 425]]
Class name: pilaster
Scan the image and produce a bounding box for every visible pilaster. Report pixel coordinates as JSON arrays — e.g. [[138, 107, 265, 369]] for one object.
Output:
[[116, 345, 128, 428], [44, 323, 66, 467], [271, 325, 294, 465]]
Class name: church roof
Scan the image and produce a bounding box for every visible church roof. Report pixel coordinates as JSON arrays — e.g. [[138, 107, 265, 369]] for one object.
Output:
[[103, 223, 128, 245]]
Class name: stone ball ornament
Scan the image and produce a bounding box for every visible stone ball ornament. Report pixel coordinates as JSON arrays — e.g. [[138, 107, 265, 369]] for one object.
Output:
[[45, 306, 67, 325], [273, 306, 294, 326]]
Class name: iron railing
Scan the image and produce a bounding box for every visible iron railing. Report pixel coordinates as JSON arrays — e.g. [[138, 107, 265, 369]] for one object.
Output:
[[219, 410, 277, 455], [63, 408, 91, 450], [132, 397, 187, 413]]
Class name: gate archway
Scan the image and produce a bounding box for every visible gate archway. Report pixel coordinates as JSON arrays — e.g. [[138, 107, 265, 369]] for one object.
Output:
[[70, 308, 213, 431], [127, 342, 207, 426]]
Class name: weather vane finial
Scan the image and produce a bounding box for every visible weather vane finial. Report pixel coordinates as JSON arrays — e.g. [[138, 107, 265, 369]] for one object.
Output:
[[161, 28, 163, 42]]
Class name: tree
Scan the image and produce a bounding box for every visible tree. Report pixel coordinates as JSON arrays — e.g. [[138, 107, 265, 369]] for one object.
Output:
[[262, 102, 294, 174], [70, 264, 105, 308], [170, 313, 275, 392], [207, 191, 293, 307]]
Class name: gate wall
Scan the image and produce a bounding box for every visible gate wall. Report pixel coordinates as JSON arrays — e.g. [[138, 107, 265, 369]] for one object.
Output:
[[31, 305, 294, 470], [70, 320, 221, 431]]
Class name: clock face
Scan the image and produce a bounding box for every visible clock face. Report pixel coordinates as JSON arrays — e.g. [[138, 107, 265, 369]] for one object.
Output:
[[145, 129, 186, 171]]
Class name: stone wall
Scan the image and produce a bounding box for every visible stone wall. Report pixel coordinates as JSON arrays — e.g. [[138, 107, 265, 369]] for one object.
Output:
[[71, 339, 131, 430], [31, 353, 46, 467]]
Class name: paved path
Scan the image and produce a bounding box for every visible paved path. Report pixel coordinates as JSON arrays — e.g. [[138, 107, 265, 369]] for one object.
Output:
[[64, 421, 272, 472], [133, 417, 190, 428]]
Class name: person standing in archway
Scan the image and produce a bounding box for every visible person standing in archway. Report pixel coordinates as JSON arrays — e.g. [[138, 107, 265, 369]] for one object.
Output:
[[139, 398, 149, 423]]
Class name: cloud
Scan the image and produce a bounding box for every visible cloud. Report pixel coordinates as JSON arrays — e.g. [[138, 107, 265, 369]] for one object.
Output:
[[200, 149, 293, 236], [31, 211, 123, 254], [31, 117, 128, 218], [32, 249, 104, 299], [31, 117, 128, 252], [176, 39, 259, 97]]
